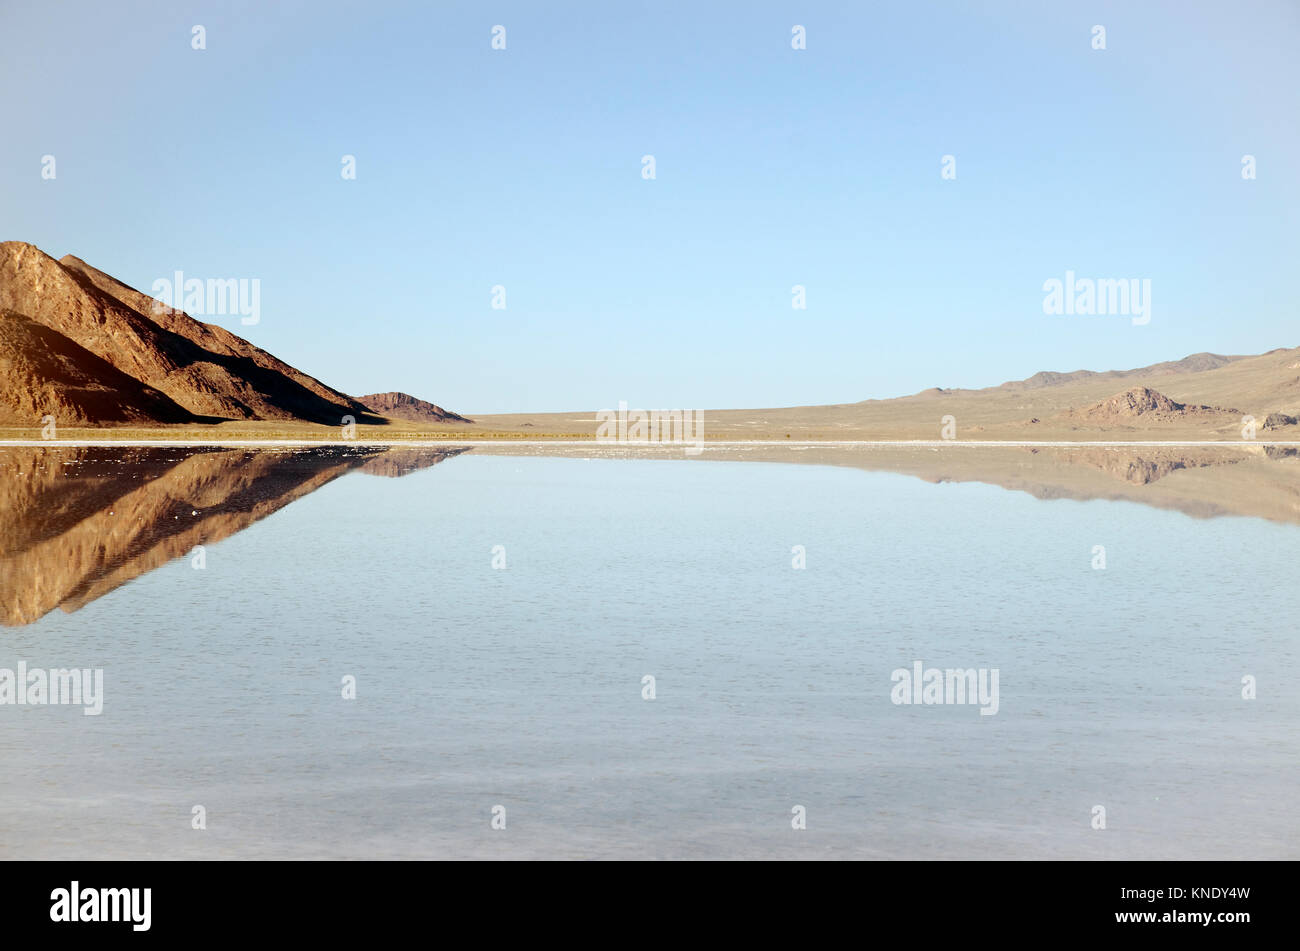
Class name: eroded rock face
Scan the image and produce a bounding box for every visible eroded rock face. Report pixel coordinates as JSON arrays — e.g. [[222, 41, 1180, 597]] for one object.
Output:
[[0, 242, 377, 425], [0, 445, 466, 626]]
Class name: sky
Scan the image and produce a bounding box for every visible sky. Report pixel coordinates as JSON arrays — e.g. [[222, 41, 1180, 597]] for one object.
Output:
[[2, 0, 1297, 414]]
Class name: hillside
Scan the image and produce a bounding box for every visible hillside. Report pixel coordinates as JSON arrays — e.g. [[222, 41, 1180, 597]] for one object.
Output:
[[465, 345, 1300, 441], [0, 242, 382, 425], [0, 309, 195, 424]]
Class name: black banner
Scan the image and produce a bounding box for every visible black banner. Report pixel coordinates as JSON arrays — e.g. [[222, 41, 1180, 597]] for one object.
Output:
[[0, 860, 1278, 939]]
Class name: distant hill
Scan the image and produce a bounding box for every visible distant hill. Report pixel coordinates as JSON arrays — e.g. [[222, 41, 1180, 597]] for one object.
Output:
[[994, 352, 1246, 392], [355, 391, 473, 425], [469, 344, 1300, 441]]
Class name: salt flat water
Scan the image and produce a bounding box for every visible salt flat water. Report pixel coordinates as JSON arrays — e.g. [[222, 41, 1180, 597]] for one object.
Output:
[[1, 448, 1296, 859]]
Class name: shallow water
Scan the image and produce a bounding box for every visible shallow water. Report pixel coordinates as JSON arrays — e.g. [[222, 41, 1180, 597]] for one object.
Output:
[[1, 446, 1296, 859]]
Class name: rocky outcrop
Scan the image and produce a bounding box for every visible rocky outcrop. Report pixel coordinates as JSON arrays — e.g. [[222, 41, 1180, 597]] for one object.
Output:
[[355, 391, 472, 424], [1065, 386, 1235, 424], [1263, 412, 1297, 429]]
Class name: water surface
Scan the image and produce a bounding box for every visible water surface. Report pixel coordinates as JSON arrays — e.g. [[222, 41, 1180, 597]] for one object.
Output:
[[1, 446, 1296, 859]]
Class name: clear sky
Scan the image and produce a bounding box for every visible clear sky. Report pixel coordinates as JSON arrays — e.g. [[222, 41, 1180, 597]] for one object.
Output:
[[2, 0, 1297, 414]]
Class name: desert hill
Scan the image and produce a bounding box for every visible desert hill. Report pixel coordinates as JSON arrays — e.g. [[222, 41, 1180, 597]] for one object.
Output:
[[0, 242, 436, 426], [466, 345, 1300, 441], [0, 308, 194, 424], [991, 352, 1245, 392], [1063, 385, 1237, 425], [356, 391, 473, 425], [56, 251, 373, 421]]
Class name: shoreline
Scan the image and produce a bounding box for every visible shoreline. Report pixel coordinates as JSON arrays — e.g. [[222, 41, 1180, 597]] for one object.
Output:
[[2, 439, 1299, 449]]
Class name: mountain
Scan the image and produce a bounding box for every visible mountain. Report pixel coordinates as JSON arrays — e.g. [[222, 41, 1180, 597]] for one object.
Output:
[[355, 391, 473, 425], [993, 352, 1246, 392], [0, 242, 384, 425]]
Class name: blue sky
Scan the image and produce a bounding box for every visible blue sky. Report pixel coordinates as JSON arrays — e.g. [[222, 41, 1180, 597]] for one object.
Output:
[[2, 0, 1297, 413]]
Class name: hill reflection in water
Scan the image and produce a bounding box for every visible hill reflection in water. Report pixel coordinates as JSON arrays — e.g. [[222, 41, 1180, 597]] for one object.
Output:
[[0, 445, 468, 626], [1, 442, 1296, 627]]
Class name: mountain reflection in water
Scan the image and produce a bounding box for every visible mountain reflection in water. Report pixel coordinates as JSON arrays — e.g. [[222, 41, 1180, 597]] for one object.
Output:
[[0, 445, 468, 626], [1, 442, 1297, 627]]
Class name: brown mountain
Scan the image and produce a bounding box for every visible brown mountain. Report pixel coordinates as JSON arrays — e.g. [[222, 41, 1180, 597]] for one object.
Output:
[[0, 308, 194, 424], [356, 391, 473, 424], [0, 241, 382, 425]]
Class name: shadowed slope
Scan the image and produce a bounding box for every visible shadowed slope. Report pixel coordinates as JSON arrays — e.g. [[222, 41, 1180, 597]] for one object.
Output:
[[0, 242, 381, 425], [0, 309, 197, 424]]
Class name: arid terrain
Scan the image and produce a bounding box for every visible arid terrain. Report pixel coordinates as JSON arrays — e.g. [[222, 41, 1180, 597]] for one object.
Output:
[[2, 240, 1298, 443], [464, 350, 1300, 442]]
